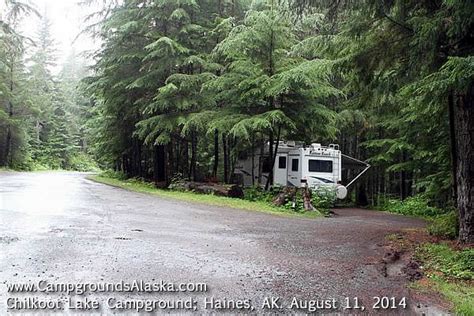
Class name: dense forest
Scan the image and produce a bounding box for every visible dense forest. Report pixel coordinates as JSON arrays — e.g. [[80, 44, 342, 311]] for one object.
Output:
[[0, 2, 94, 171], [0, 0, 472, 243]]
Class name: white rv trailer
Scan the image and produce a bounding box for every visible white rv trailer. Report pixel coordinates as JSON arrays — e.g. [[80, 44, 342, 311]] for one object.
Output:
[[233, 141, 370, 199]]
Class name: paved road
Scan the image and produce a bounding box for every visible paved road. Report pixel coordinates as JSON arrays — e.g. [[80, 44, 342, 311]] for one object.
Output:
[[0, 172, 426, 315]]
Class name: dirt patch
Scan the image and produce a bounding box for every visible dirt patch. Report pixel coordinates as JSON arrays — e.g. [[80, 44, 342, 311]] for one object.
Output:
[[381, 229, 452, 314]]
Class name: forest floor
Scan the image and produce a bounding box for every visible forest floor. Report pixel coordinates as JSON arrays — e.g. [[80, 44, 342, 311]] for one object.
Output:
[[0, 171, 458, 315]]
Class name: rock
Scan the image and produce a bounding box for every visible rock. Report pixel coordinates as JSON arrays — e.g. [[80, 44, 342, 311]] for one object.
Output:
[[382, 250, 400, 263], [402, 260, 423, 281]]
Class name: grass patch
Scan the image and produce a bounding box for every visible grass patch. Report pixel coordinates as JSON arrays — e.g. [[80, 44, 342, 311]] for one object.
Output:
[[88, 175, 321, 218], [414, 243, 474, 314]]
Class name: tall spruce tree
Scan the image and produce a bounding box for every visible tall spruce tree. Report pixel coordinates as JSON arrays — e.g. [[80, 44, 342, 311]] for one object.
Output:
[[206, 3, 340, 187], [0, 0, 38, 168]]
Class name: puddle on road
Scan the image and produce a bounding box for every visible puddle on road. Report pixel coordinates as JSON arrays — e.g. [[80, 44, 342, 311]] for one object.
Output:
[[0, 173, 84, 235], [49, 228, 64, 233], [0, 236, 19, 244], [114, 237, 132, 240]]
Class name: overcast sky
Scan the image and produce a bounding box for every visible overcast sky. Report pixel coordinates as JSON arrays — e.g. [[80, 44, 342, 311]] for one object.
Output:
[[19, 0, 100, 69]]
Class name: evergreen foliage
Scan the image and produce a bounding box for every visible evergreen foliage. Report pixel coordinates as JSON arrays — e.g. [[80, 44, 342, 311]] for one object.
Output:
[[1, 0, 473, 242], [0, 2, 94, 170]]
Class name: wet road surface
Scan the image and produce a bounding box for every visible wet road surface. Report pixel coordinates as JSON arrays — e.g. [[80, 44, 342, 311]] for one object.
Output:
[[0, 172, 426, 314]]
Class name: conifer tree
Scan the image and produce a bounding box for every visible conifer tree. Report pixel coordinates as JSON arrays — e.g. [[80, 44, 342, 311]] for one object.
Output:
[[206, 3, 340, 186], [0, 0, 37, 168]]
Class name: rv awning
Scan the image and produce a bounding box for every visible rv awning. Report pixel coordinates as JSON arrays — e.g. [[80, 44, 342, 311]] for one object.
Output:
[[341, 154, 371, 188], [341, 154, 370, 169]]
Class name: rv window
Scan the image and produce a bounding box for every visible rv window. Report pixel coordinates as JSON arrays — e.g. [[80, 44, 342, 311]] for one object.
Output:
[[308, 160, 333, 173], [291, 159, 299, 171], [262, 156, 272, 173], [237, 151, 248, 160], [278, 156, 286, 169]]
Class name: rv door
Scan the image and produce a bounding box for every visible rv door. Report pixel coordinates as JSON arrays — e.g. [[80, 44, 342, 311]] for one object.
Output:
[[287, 154, 301, 186], [273, 154, 288, 186]]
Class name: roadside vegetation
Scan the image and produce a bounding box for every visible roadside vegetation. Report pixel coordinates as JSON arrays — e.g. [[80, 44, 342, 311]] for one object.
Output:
[[377, 195, 458, 240], [413, 243, 473, 315], [26, 153, 99, 172], [380, 195, 471, 314], [89, 171, 323, 218], [243, 185, 334, 215]]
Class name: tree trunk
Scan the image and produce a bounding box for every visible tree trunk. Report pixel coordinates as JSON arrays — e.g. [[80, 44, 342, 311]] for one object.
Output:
[[153, 145, 166, 185], [166, 141, 173, 183], [223, 133, 228, 183], [400, 151, 407, 200], [265, 130, 274, 190], [137, 140, 142, 177], [454, 85, 474, 243], [4, 124, 12, 166], [251, 134, 255, 186], [302, 186, 315, 211], [213, 129, 219, 178], [229, 137, 238, 184], [258, 140, 264, 185], [3, 61, 15, 167], [189, 131, 197, 181], [183, 138, 190, 178], [448, 92, 458, 205], [265, 125, 281, 190]]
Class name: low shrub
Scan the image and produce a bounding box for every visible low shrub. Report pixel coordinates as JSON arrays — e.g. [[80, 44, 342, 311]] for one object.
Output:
[[283, 189, 305, 213], [243, 186, 275, 203], [379, 195, 445, 218], [416, 243, 474, 280], [29, 162, 50, 171], [69, 153, 100, 172], [311, 187, 336, 212], [428, 211, 458, 239], [168, 173, 186, 191]]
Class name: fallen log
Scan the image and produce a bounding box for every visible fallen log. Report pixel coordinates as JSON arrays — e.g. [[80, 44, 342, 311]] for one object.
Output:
[[169, 181, 244, 198]]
